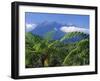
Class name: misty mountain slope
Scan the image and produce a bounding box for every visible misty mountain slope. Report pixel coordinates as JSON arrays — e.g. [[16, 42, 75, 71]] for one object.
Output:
[[60, 32, 89, 43], [29, 22, 89, 43], [31, 22, 65, 40]]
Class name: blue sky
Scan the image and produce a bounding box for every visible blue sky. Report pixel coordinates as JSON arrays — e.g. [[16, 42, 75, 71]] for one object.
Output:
[[25, 12, 89, 29]]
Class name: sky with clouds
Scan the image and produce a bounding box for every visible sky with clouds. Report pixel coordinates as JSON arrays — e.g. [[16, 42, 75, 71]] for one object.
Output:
[[25, 23, 37, 32], [25, 12, 89, 33], [60, 26, 89, 34]]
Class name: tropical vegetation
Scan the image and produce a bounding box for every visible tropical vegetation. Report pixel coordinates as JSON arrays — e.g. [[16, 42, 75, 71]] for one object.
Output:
[[25, 31, 89, 68]]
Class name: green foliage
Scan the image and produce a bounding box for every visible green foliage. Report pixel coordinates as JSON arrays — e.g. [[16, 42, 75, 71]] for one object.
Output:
[[25, 32, 89, 68], [62, 39, 89, 66], [44, 30, 55, 41], [60, 32, 88, 42]]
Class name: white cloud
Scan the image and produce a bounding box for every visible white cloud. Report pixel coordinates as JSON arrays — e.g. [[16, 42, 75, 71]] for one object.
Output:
[[26, 23, 37, 32], [60, 26, 89, 34]]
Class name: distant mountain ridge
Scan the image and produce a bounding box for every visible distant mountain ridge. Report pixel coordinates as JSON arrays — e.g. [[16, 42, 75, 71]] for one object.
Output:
[[28, 21, 89, 43], [60, 32, 89, 43], [31, 22, 65, 40]]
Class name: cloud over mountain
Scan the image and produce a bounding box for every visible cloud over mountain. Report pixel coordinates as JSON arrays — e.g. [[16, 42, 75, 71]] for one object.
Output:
[[60, 26, 89, 34], [26, 23, 37, 32]]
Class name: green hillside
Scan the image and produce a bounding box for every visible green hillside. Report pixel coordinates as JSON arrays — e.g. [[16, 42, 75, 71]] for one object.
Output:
[[60, 32, 89, 42], [25, 32, 89, 68]]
